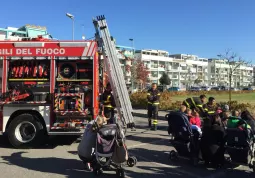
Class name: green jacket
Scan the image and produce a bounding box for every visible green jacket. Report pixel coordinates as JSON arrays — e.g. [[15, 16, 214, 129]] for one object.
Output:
[[227, 116, 251, 129]]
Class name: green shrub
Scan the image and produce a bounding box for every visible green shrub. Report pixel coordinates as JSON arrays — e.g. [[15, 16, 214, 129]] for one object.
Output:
[[130, 91, 255, 111]]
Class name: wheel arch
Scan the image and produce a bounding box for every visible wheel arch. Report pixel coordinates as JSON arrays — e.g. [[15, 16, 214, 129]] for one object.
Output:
[[5, 110, 46, 132]]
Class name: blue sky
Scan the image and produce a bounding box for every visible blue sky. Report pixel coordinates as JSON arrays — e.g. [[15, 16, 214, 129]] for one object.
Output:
[[0, 0, 255, 62]]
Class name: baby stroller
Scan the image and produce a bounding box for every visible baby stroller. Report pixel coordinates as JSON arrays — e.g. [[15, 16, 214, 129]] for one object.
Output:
[[225, 119, 255, 172], [166, 111, 201, 166], [91, 123, 137, 177]]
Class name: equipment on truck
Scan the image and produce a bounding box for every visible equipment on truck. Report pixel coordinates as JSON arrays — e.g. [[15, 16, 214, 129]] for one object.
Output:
[[0, 15, 134, 148]]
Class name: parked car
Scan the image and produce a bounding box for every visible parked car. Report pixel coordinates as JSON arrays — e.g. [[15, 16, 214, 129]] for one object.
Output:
[[189, 87, 201, 91], [242, 87, 253, 91], [211, 86, 221, 91], [200, 86, 211, 91], [230, 87, 238, 91], [167, 87, 180, 92]]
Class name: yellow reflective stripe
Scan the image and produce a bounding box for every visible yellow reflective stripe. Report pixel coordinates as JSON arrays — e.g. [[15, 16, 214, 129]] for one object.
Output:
[[157, 93, 160, 96], [185, 100, 190, 108], [104, 105, 113, 108], [106, 95, 111, 101], [204, 108, 208, 111], [197, 104, 202, 107], [153, 120, 158, 124], [147, 93, 151, 95], [148, 102, 160, 105], [208, 111, 215, 114], [191, 98, 196, 108]]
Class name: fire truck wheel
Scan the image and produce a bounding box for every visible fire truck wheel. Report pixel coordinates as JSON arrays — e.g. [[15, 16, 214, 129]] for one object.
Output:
[[7, 113, 45, 148]]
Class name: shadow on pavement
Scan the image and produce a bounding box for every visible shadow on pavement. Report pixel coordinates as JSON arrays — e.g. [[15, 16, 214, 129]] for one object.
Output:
[[0, 135, 80, 149], [128, 147, 254, 178], [0, 152, 117, 178]]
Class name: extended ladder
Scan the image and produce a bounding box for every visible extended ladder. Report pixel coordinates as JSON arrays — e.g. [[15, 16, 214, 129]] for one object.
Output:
[[93, 15, 134, 128]]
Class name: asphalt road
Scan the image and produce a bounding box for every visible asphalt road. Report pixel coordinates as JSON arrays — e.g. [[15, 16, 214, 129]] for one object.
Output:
[[0, 109, 254, 178]]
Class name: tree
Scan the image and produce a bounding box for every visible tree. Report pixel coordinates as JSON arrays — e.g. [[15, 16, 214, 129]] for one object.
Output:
[[218, 49, 248, 104], [159, 72, 171, 86], [194, 77, 203, 85], [130, 60, 149, 89]]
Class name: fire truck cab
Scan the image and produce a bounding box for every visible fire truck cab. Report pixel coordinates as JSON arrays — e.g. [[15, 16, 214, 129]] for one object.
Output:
[[0, 38, 100, 148]]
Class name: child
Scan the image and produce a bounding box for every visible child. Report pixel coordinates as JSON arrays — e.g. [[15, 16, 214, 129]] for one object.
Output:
[[190, 109, 201, 128], [180, 105, 187, 113], [186, 108, 193, 119], [190, 109, 202, 135]]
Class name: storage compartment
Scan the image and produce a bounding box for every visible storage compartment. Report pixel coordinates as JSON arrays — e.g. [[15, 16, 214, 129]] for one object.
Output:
[[33, 92, 48, 101]]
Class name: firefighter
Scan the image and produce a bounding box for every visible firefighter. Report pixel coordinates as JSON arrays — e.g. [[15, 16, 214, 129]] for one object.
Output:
[[147, 83, 160, 131], [102, 83, 116, 124], [203, 97, 219, 116], [182, 95, 207, 117]]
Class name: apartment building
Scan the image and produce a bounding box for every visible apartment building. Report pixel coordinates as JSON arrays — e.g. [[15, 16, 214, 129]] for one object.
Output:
[[0, 25, 50, 40], [134, 50, 209, 88], [115, 45, 134, 87], [208, 59, 254, 87]]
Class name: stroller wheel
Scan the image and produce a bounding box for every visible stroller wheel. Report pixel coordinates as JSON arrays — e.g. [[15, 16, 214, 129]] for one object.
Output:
[[127, 156, 136, 167], [225, 157, 232, 163], [116, 169, 125, 178], [93, 168, 103, 176], [133, 157, 138, 164], [169, 150, 178, 161]]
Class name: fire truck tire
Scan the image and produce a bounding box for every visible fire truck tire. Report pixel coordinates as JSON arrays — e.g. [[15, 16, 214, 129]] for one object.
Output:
[[7, 113, 46, 148]]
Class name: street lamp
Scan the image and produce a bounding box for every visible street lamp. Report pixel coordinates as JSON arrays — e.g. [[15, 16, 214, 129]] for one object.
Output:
[[66, 13, 74, 41], [129, 38, 135, 92]]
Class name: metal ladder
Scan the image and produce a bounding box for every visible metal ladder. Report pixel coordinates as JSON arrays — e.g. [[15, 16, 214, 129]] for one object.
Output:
[[93, 15, 135, 128]]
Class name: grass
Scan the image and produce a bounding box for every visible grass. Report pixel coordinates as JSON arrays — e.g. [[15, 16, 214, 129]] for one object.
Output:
[[171, 92, 255, 105]]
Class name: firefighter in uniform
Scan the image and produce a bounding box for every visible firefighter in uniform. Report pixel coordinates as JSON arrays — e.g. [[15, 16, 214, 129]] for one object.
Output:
[[203, 97, 220, 116], [182, 95, 207, 117], [147, 83, 160, 131], [102, 83, 116, 124]]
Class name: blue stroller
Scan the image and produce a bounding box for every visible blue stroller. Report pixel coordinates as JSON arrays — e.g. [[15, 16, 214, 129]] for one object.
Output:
[[166, 111, 201, 166]]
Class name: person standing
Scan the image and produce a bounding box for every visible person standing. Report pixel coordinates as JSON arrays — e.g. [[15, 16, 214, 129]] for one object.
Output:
[[102, 83, 116, 124], [147, 83, 160, 131]]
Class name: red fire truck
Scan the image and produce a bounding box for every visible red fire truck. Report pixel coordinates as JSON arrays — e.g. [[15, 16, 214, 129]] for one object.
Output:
[[0, 36, 101, 148]]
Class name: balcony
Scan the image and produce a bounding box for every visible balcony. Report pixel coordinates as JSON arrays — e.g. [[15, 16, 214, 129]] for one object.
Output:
[[125, 71, 131, 77], [125, 60, 131, 66], [151, 76, 158, 80], [171, 75, 179, 79], [171, 67, 180, 71], [189, 68, 196, 73]]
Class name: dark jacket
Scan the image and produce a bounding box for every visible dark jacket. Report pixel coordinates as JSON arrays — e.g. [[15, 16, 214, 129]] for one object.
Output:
[[147, 89, 160, 105], [201, 123, 226, 164], [102, 90, 116, 108], [203, 103, 219, 115]]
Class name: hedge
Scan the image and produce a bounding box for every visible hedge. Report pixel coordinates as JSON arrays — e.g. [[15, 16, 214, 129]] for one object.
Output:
[[130, 91, 255, 111]]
